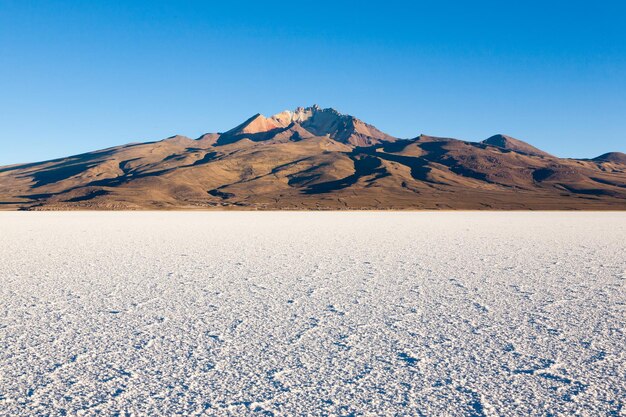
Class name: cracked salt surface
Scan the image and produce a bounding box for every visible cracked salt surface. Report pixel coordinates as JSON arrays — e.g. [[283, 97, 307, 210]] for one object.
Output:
[[0, 212, 625, 416]]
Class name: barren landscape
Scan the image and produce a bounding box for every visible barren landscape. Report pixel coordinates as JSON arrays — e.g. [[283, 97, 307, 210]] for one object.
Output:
[[1, 212, 624, 416], [1, 106, 625, 211]]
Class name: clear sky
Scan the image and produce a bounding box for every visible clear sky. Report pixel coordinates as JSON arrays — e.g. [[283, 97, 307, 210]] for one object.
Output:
[[1, 1, 625, 165]]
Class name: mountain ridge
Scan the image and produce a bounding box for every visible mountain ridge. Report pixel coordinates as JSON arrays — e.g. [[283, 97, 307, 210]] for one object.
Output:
[[0, 105, 624, 210], [482, 134, 554, 158]]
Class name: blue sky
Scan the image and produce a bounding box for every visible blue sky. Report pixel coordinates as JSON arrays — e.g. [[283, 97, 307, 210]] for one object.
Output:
[[1, 1, 625, 165]]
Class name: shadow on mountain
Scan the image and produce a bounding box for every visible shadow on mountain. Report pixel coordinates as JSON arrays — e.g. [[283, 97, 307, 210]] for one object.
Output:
[[369, 151, 432, 182], [26, 152, 221, 195], [303, 154, 387, 194], [590, 177, 626, 189], [560, 185, 617, 196], [191, 152, 218, 166], [0, 161, 51, 174], [28, 162, 99, 187], [162, 154, 182, 162], [419, 141, 493, 183], [118, 158, 142, 174], [216, 128, 289, 146], [64, 190, 109, 202], [380, 139, 414, 153], [207, 189, 235, 199], [14, 147, 151, 188], [0, 149, 120, 174], [533, 168, 555, 182]]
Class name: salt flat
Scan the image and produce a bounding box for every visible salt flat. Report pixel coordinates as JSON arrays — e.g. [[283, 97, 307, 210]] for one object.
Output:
[[0, 212, 624, 416]]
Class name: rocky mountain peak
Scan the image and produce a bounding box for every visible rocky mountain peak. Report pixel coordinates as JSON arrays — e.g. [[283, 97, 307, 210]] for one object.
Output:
[[266, 105, 395, 146]]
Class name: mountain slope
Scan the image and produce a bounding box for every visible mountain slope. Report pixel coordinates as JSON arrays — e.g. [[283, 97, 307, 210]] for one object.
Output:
[[482, 134, 553, 157], [593, 152, 626, 164], [279, 105, 397, 146], [0, 106, 625, 210]]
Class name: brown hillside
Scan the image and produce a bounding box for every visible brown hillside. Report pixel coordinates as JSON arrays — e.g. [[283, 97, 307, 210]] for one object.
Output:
[[0, 106, 624, 210]]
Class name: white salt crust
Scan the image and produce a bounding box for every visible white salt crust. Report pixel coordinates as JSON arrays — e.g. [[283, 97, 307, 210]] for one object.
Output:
[[0, 212, 624, 416]]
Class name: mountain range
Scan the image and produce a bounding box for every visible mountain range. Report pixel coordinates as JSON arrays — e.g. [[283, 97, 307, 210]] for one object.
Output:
[[1, 105, 625, 210]]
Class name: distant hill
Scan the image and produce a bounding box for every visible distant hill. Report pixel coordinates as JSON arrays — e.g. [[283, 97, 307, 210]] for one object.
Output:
[[1, 105, 625, 210], [593, 152, 626, 165], [482, 134, 553, 158]]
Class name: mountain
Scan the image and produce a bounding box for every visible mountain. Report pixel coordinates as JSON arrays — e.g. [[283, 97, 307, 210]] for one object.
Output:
[[482, 134, 553, 157], [593, 152, 626, 165], [1, 105, 625, 210], [216, 105, 396, 147], [277, 105, 397, 146]]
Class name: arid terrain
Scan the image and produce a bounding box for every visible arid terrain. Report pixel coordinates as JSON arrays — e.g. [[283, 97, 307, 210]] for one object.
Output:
[[1, 212, 624, 415], [1, 106, 625, 210]]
